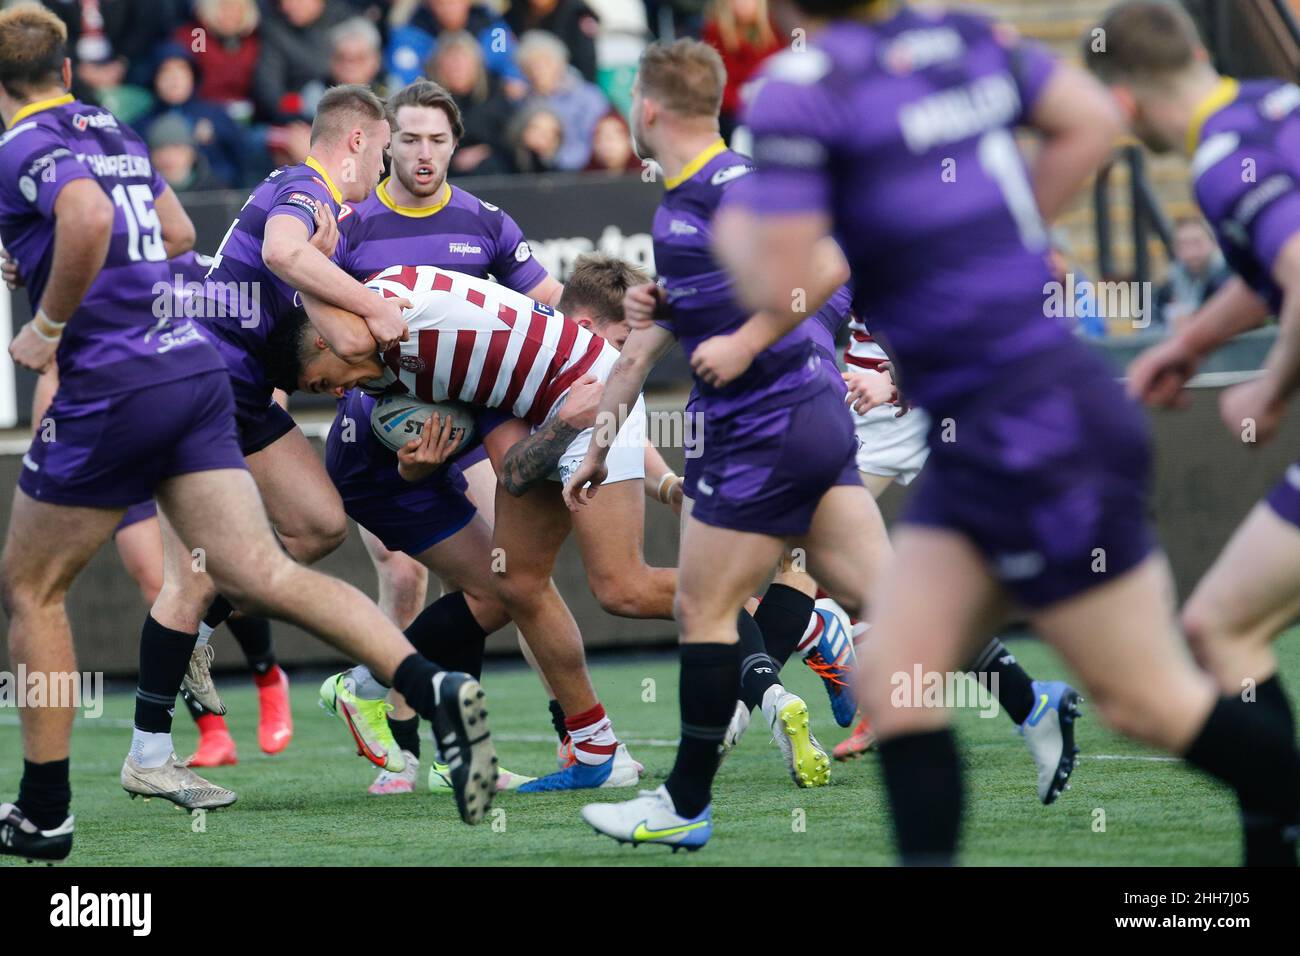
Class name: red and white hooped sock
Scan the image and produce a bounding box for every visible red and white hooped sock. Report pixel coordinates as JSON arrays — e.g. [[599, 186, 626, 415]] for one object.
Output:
[[564, 703, 618, 767]]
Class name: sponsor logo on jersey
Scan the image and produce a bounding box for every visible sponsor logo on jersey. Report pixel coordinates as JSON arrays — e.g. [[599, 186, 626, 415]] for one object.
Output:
[[285, 191, 318, 214], [533, 302, 555, 316], [72, 111, 119, 132], [710, 164, 751, 187], [479, 199, 499, 212], [669, 219, 699, 235], [399, 354, 426, 373], [449, 241, 483, 255], [18, 176, 37, 202], [514, 240, 532, 262], [882, 27, 964, 74]]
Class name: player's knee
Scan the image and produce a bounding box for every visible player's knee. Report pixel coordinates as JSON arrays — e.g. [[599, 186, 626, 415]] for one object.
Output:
[[281, 507, 348, 564], [1180, 597, 1233, 663], [379, 555, 427, 602], [491, 568, 549, 610], [588, 571, 646, 618], [464, 589, 511, 633]]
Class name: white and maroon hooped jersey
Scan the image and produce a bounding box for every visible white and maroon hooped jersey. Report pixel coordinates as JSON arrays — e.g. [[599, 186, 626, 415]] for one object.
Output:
[[366, 264, 609, 426], [843, 312, 889, 374]]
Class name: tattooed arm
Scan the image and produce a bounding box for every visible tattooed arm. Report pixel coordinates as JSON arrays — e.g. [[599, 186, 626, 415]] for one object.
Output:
[[499, 374, 603, 496]]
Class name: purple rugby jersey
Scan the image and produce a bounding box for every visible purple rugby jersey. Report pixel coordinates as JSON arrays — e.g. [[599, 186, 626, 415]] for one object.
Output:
[[1190, 78, 1300, 311], [652, 140, 824, 418], [199, 158, 344, 395], [0, 95, 221, 396], [336, 178, 549, 291], [738, 9, 1072, 413], [329, 178, 549, 477], [806, 284, 854, 363], [1189, 78, 1300, 530]]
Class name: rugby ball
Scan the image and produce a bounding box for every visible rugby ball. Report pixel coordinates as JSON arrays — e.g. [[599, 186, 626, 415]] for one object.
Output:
[[369, 394, 476, 454]]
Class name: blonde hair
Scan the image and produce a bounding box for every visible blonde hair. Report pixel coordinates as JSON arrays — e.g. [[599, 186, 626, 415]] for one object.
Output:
[[638, 39, 727, 119]]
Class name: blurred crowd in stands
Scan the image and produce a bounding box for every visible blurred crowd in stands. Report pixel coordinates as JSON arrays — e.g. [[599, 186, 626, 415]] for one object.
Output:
[[29, 0, 785, 188]]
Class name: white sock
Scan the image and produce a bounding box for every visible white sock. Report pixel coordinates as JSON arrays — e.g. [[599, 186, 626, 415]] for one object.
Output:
[[761, 683, 787, 728], [129, 729, 174, 768], [348, 665, 388, 700], [195, 624, 213, 648]]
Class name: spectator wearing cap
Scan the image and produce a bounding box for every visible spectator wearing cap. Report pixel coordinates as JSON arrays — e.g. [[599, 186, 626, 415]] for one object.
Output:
[[517, 31, 608, 171], [585, 111, 639, 173], [139, 44, 246, 188], [505, 102, 565, 174], [386, 0, 523, 90], [701, 0, 782, 139], [255, 0, 355, 122], [173, 0, 262, 121], [507, 0, 600, 84], [148, 113, 227, 192], [427, 31, 518, 176]]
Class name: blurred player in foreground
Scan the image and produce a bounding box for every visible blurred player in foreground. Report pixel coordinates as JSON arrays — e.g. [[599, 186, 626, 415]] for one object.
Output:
[[1091, 3, 1300, 756], [566, 39, 888, 850], [712, 0, 1300, 865]]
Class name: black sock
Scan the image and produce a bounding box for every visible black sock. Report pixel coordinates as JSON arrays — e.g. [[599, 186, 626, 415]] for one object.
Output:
[[1184, 696, 1300, 866], [737, 610, 781, 713], [404, 592, 488, 680], [228, 616, 275, 675], [548, 699, 567, 742], [1257, 674, 1296, 742], [134, 615, 197, 733], [967, 638, 1036, 726], [388, 714, 421, 759], [878, 729, 964, 865], [181, 687, 208, 721], [17, 758, 70, 830], [390, 653, 444, 721], [753, 584, 815, 671], [203, 595, 235, 630], [664, 642, 740, 819]]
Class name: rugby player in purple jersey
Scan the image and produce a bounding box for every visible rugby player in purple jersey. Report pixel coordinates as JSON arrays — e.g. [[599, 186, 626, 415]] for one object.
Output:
[[1090, 0, 1300, 854], [0, 10, 498, 859], [2, 247, 291, 767], [711, 0, 1300, 865], [563, 39, 889, 849]]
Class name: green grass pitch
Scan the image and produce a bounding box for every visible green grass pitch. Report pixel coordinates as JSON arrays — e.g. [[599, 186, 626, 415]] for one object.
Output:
[[3, 635, 1297, 866]]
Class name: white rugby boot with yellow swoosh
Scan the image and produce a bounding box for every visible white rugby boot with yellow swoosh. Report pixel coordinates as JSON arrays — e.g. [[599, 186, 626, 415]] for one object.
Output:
[[582, 785, 712, 852], [1019, 680, 1082, 805]]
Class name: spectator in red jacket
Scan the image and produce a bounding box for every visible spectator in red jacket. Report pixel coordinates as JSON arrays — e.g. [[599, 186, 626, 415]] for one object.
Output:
[[701, 0, 782, 137], [174, 0, 261, 120]]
